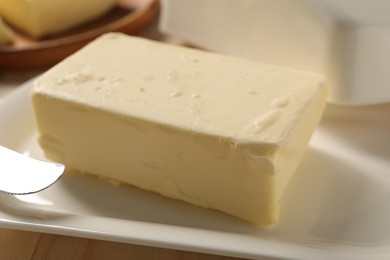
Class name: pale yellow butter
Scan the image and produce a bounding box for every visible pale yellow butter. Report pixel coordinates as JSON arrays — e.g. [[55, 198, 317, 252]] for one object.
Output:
[[31, 33, 327, 225], [0, 0, 117, 38]]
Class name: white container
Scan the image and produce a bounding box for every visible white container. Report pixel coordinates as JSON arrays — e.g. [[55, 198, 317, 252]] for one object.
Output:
[[160, 0, 390, 105]]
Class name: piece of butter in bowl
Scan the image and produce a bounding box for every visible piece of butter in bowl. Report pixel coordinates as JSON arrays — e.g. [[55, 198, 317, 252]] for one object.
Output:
[[31, 33, 327, 226], [160, 0, 390, 105], [0, 18, 13, 45], [0, 0, 118, 38]]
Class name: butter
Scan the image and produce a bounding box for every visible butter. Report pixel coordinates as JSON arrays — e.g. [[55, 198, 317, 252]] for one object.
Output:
[[0, 18, 12, 45], [0, 0, 118, 38], [31, 33, 327, 226]]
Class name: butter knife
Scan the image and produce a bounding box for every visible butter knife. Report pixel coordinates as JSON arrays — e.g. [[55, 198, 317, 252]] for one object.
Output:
[[0, 145, 64, 195]]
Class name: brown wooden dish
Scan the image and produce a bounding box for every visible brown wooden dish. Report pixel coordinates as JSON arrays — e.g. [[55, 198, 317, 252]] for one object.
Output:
[[0, 0, 159, 70]]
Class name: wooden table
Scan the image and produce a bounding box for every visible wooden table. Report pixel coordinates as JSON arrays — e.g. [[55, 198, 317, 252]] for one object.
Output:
[[0, 228, 245, 259]]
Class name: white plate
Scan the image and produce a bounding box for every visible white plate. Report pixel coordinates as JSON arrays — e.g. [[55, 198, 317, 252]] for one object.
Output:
[[0, 79, 389, 260]]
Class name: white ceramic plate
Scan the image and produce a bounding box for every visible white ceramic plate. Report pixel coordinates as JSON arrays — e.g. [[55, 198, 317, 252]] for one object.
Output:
[[0, 79, 389, 260]]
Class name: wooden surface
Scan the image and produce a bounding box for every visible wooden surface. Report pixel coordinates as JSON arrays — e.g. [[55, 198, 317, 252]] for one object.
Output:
[[0, 228, 244, 259]]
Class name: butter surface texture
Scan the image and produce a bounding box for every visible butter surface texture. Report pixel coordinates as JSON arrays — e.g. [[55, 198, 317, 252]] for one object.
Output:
[[31, 33, 327, 225], [0, 0, 117, 38]]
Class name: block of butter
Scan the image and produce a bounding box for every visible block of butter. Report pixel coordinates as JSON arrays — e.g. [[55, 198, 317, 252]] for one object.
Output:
[[0, 0, 118, 38], [31, 33, 327, 226]]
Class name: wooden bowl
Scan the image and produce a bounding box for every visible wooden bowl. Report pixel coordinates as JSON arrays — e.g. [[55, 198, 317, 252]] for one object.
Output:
[[0, 0, 159, 70]]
